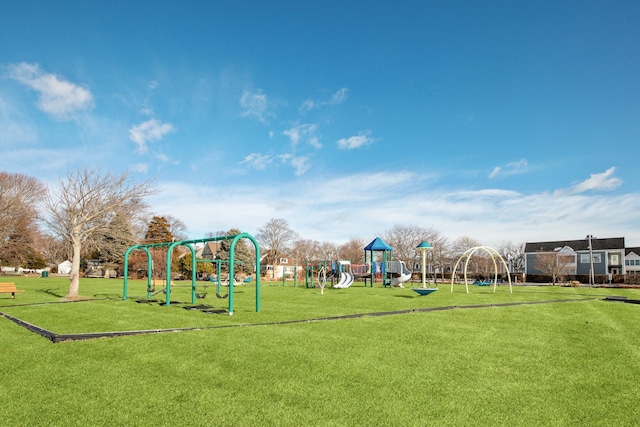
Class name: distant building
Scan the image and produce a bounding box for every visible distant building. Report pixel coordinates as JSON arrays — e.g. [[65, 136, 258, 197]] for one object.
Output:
[[58, 260, 72, 275], [524, 237, 625, 281], [260, 255, 303, 279], [625, 248, 640, 275]]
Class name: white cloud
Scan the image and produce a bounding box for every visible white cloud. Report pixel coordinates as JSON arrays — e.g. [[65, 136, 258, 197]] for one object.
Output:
[[489, 159, 528, 179], [154, 153, 171, 163], [555, 167, 622, 196], [282, 123, 319, 147], [240, 89, 272, 123], [571, 167, 622, 193], [290, 156, 310, 176], [149, 169, 640, 248], [299, 99, 315, 114], [329, 87, 348, 105], [336, 131, 374, 149], [241, 153, 273, 170], [7, 62, 94, 120], [489, 166, 502, 179], [299, 87, 348, 114], [308, 136, 321, 149], [279, 154, 310, 176], [128, 119, 175, 153], [131, 163, 149, 174]]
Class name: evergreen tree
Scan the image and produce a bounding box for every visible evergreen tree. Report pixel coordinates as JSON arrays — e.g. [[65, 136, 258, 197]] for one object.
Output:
[[216, 228, 255, 276], [178, 252, 214, 276], [143, 216, 174, 244], [142, 216, 175, 279]]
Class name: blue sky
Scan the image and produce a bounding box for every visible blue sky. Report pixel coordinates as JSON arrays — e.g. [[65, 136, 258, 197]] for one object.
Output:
[[1, 1, 639, 247]]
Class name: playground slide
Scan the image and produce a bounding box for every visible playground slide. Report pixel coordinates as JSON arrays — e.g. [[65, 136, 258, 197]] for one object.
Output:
[[334, 272, 348, 288], [391, 271, 412, 288], [334, 271, 354, 288], [343, 272, 354, 288], [391, 261, 412, 288]]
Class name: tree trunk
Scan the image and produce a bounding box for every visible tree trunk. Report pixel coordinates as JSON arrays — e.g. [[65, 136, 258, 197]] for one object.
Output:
[[67, 239, 82, 299]]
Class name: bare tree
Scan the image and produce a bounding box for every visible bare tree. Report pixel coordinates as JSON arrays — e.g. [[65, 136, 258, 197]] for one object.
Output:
[[449, 236, 482, 259], [0, 172, 45, 267], [429, 235, 450, 281], [94, 212, 139, 277], [165, 214, 188, 241], [205, 230, 228, 238], [40, 169, 156, 299], [35, 234, 68, 266], [256, 218, 299, 278], [382, 224, 442, 264], [338, 237, 366, 263], [534, 252, 573, 285], [318, 241, 338, 262], [292, 239, 322, 262], [498, 241, 526, 273]]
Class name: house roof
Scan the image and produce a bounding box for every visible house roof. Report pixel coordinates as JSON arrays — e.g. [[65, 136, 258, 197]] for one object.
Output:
[[525, 237, 625, 253], [364, 237, 393, 251], [626, 247, 640, 256]]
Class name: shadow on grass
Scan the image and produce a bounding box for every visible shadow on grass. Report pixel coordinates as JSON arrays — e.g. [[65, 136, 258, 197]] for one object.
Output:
[[93, 293, 122, 300], [37, 288, 66, 298]]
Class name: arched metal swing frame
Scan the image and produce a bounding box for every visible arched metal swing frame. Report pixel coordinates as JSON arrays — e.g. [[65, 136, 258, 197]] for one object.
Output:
[[450, 246, 512, 294]]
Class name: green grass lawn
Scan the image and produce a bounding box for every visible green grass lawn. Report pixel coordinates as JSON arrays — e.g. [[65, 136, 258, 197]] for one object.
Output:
[[2, 276, 640, 426]]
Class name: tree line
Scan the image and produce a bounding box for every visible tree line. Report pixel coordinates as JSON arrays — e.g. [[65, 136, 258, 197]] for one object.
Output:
[[1, 169, 527, 299], [255, 219, 526, 280]]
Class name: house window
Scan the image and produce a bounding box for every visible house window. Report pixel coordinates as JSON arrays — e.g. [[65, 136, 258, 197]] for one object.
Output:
[[280, 258, 288, 264], [581, 254, 601, 264]]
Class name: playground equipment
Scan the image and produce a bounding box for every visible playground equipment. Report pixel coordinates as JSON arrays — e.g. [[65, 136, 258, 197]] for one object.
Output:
[[333, 261, 355, 289], [304, 260, 330, 292], [123, 232, 261, 315], [450, 245, 512, 294], [305, 259, 357, 290], [317, 266, 327, 294], [194, 273, 228, 299], [305, 260, 325, 288], [412, 241, 438, 296], [385, 261, 412, 288], [364, 237, 393, 287], [221, 275, 243, 287], [352, 263, 372, 279]]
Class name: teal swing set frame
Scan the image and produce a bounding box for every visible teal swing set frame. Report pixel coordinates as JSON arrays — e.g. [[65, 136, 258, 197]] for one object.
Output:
[[122, 232, 261, 315]]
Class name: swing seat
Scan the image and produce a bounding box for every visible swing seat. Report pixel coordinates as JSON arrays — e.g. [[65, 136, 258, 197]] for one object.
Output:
[[473, 280, 492, 286], [216, 292, 229, 299], [411, 288, 438, 296]]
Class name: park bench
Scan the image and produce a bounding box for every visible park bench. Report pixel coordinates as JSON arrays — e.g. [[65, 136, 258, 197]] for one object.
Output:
[[0, 282, 24, 299]]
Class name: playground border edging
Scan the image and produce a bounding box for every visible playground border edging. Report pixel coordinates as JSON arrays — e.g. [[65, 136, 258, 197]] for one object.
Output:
[[1, 297, 597, 343]]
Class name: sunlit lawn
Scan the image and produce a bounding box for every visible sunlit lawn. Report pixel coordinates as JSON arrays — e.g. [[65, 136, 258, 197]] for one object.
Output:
[[1, 276, 640, 426]]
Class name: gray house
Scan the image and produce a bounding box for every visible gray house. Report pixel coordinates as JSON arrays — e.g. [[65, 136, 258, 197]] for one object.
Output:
[[525, 237, 625, 278]]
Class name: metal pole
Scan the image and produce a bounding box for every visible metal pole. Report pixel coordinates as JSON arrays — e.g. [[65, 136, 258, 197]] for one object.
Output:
[[588, 235, 595, 287], [421, 249, 426, 288]]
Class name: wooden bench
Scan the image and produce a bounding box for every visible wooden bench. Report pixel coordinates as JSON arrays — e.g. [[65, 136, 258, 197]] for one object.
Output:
[[0, 282, 24, 299]]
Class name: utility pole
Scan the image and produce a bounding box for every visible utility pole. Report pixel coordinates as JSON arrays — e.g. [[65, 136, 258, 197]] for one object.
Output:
[[586, 235, 595, 287]]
